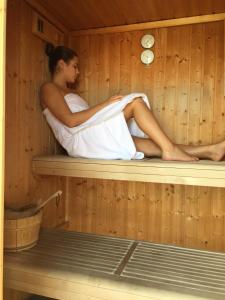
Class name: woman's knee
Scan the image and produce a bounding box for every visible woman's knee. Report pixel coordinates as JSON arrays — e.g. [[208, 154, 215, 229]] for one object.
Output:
[[133, 96, 143, 103], [123, 102, 134, 120], [124, 97, 146, 120], [132, 97, 147, 108]]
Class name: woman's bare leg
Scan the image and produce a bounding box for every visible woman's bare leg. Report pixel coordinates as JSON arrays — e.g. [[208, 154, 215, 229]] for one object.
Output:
[[132, 136, 225, 161], [123, 98, 198, 161]]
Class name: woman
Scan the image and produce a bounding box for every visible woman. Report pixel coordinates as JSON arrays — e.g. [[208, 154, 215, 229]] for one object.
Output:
[[40, 43, 225, 162]]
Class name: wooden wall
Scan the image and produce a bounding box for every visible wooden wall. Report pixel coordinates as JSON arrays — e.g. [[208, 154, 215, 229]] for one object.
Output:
[[5, 0, 67, 226], [5, 1, 225, 299], [5, 0, 225, 255], [5, 1, 68, 297], [1, 0, 6, 299], [3, 289, 30, 300], [68, 21, 225, 252]]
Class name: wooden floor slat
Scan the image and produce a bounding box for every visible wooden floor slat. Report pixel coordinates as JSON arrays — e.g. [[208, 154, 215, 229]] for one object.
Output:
[[4, 229, 225, 299], [122, 240, 225, 298]]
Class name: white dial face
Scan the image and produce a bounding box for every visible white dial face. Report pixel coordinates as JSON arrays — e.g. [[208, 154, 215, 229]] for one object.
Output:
[[141, 50, 154, 65], [141, 34, 155, 48]]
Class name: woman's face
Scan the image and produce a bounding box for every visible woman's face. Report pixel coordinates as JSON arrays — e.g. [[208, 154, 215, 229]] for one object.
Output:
[[61, 56, 79, 83]]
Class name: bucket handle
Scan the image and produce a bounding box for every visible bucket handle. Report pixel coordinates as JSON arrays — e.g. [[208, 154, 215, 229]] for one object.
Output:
[[36, 190, 62, 211]]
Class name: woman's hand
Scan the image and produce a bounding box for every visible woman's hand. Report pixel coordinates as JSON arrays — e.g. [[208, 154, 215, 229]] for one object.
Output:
[[105, 95, 124, 104]]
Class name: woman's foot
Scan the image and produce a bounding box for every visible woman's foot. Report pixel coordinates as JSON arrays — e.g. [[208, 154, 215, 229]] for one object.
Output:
[[209, 140, 225, 161], [162, 146, 198, 162]]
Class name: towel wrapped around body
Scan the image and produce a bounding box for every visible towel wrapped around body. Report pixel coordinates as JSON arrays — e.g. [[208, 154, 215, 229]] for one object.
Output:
[[43, 93, 150, 160]]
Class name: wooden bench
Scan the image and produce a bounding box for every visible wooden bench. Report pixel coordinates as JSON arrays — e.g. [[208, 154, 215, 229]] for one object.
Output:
[[20, 156, 225, 299], [32, 155, 225, 188], [4, 228, 225, 300]]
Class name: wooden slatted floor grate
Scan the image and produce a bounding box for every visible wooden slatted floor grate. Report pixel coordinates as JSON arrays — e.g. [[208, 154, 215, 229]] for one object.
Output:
[[122, 241, 225, 299], [4, 229, 225, 299]]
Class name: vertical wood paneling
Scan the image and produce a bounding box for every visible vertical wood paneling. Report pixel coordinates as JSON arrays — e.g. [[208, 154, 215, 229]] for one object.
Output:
[[68, 21, 225, 251], [200, 23, 216, 144], [120, 32, 132, 94], [5, 0, 21, 208], [136, 182, 146, 240], [3, 288, 30, 300], [163, 27, 178, 139], [212, 21, 225, 142], [78, 36, 90, 102], [175, 26, 191, 144], [152, 28, 167, 123], [130, 31, 144, 93], [98, 35, 110, 101], [109, 33, 121, 96], [188, 24, 203, 144], [0, 0, 6, 299], [89, 35, 101, 104], [212, 188, 225, 250], [5, 0, 67, 224], [68, 180, 225, 252], [224, 21, 225, 99]]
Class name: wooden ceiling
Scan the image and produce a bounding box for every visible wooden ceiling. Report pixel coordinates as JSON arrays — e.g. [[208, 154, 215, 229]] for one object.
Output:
[[35, 0, 225, 31]]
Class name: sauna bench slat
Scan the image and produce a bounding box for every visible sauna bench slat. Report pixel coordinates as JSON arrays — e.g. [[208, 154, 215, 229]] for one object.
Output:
[[4, 229, 225, 300], [32, 155, 225, 188]]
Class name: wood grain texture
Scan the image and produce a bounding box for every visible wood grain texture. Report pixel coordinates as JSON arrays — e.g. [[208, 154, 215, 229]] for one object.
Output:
[[67, 179, 225, 252], [5, 0, 67, 226], [5, 229, 225, 300], [3, 288, 30, 300], [34, 0, 225, 31], [32, 155, 225, 188], [71, 13, 225, 36], [0, 0, 6, 299], [25, 0, 68, 33], [67, 21, 225, 251], [6, 0, 225, 255], [70, 22, 225, 145], [5, 1, 225, 298]]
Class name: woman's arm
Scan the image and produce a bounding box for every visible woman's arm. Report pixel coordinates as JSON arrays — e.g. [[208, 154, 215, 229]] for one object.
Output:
[[40, 83, 123, 128]]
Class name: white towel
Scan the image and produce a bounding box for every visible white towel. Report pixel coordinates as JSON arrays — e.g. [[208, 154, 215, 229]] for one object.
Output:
[[43, 93, 151, 160], [66, 92, 150, 137]]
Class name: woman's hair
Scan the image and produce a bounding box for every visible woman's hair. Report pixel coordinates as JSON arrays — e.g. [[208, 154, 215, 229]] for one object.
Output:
[[45, 43, 77, 75]]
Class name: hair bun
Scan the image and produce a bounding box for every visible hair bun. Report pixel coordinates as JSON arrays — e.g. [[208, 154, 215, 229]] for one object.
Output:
[[45, 43, 55, 57]]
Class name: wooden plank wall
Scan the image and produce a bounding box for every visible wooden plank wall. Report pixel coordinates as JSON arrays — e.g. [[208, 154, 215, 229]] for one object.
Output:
[[5, 0, 67, 226], [5, 1, 68, 297], [68, 21, 225, 252], [0, 0, 6, 299], [3, 289, 30, 300]]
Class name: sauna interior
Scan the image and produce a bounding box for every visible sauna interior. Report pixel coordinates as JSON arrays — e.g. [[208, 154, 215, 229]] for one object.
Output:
[[2, 0, 225, 299]]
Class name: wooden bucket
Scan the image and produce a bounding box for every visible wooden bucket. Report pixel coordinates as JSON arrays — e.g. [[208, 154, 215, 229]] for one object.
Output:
[[4, 210, 43, 252]]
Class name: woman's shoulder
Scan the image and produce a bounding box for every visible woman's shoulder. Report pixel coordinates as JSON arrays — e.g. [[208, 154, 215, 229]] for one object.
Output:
[[40, 82, 77, 96], [39, 82, 63, 110], [40, 81, 58, 95]]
